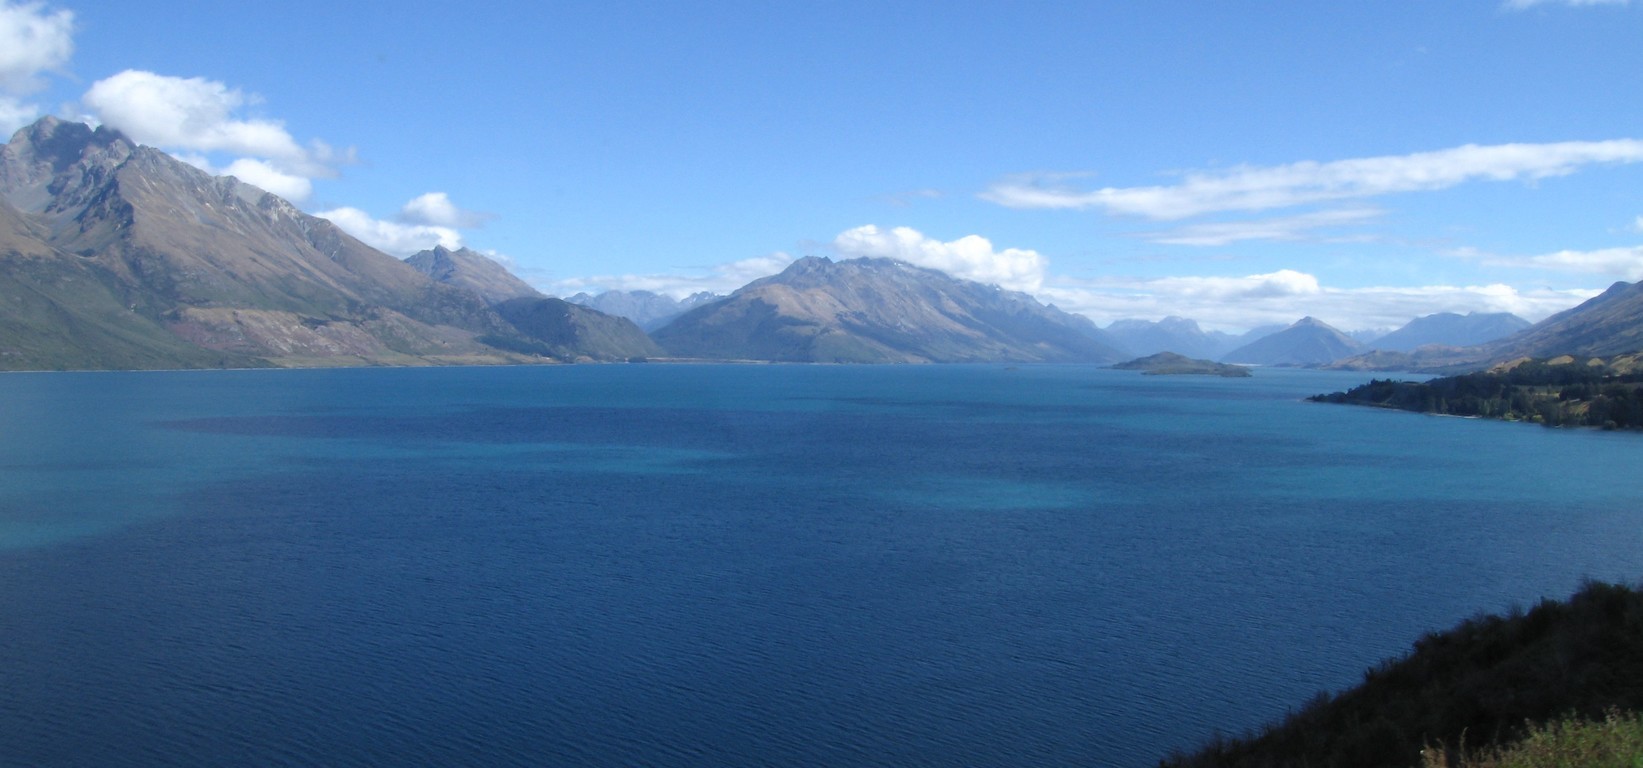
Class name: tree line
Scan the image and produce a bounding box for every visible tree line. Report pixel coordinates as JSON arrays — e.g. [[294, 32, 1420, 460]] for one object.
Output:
[[1309, 358, 1643, 430]]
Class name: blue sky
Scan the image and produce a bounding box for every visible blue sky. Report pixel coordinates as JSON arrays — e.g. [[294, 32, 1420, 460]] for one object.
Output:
[[2, 0, 1641, 331]]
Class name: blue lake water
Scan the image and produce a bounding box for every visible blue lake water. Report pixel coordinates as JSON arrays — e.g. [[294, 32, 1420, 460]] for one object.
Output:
[[1, 364, 1639, 767]]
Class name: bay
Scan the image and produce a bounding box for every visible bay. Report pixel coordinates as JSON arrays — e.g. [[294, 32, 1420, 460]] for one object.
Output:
[[0, 365, 1639, 767]]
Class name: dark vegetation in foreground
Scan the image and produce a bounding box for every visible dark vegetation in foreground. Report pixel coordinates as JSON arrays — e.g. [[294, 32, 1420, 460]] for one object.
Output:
[[1309, 356, 1643, 430], [1159, 580, 1643, 768]]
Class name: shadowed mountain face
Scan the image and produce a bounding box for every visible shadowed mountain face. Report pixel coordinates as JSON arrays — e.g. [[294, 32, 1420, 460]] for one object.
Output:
[[1221, 316, 1365, 366], [651, 256, 1128, 363], [0, 117, 644, 368], [1371, 311, 1531, 352], [490, 297, 663, 361]]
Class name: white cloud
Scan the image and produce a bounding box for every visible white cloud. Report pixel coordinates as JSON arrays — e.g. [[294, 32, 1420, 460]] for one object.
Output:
[[1487, 245, 1643, 279], [85, 71, 301, 159], [1147, 269, 1322, 301], [80, 70, 352, 202], [0, 0, 73, 134], [316, 206, 461, 257], [831, 224, 1047, 292], [0, 0, 72, 94], [1039, 271, 1594, 332], [982, 140, 1643, 220], [397, 192, 490, 228], [1504, 0, 1630, 8], [1142, 208, 1385, 246], [316, 194, 488, 258], [221, 158, 312, 201], [545, 253, 797, 299]]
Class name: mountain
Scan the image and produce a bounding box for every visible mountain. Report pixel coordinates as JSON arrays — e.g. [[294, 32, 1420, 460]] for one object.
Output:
[[651, 256, 1128, 363], [0, 117, 640, 369], [1327, 282, 1643, 372], [405, 245, 542, 305], [1220, 316, 1365, 366], [1103, 316, 1242, 359], [1371, 311, 1531, 352], [566, 289, 723, 331], [489, 297, 663, 361], [1486, 280, 1643, 360]]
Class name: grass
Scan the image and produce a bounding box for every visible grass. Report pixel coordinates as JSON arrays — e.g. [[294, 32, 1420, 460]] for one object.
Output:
[[1421, 709, 1643, 768]]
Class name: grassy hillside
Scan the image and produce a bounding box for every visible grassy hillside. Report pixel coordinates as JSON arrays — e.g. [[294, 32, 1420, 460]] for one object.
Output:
[[1161, 581, 1643, 768], [1423, 709, 1643, 768], [0, 251, 267, 370]]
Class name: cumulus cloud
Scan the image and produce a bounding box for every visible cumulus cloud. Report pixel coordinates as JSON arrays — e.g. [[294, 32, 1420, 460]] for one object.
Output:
[[221, 158, 312, 201], [316, 206, 461, 257], [982, 140, 1643, 220], [1142, 207, 1385, 246], [0, 1, 71, 92], [832, 224, 1047, 292], [397, 192, 491, 228], [1147, 269, 1322, 301], [81, 70, 353, 202], [0, 0, 73, 134], [1038, 271, 1593, 332], [86, 71, 300, 159]]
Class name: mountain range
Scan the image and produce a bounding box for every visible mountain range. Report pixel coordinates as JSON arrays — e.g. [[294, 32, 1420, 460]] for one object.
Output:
[[0, 117, 653, 369], [1368, 311, 1531, 352], [5, 115, 1643, 372], [1102, 316, 1248, 360], [1326, 284, 1643, 372]]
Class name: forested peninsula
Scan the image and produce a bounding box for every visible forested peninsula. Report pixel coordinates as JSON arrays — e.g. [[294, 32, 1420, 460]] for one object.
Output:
[[1309, 355, 1643, 430]]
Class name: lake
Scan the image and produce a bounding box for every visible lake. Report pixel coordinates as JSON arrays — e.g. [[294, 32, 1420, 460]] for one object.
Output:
[[1, 364, 1638, 766]]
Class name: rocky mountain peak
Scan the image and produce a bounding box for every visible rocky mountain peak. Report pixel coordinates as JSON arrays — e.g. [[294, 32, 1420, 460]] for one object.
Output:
[[1, 118, 135, 214]]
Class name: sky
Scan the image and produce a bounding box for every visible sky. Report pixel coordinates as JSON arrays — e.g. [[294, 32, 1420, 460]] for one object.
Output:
[[2, 0, 1641, 332]]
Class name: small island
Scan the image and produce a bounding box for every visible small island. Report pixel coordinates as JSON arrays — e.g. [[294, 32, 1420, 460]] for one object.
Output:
[[1112, 351, 1252, 377]]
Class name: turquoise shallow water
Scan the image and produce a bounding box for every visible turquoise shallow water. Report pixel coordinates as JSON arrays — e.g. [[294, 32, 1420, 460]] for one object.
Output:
[[1, 364, 1639, 766]]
